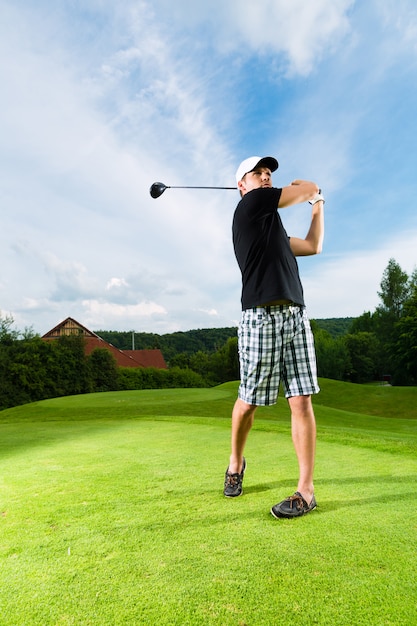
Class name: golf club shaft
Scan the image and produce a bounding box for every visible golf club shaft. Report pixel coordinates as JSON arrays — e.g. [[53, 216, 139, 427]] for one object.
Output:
[[168, 186, 236, 190]]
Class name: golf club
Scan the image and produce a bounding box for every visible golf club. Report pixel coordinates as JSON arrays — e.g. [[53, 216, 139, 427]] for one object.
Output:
[[150, 181, 237, 199]]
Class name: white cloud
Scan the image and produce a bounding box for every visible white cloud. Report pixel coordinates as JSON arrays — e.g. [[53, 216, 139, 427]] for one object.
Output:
[[232, 0, 354, 75], [153, 0, 354, 76], [106, 278, 129, 290], [197, 308, 218, 317], [377, 0, 417, 47], [81, 299, 167, 331]]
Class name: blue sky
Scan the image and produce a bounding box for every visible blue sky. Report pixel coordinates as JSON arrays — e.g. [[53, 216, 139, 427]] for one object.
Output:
[[1, 0, 417, 335]]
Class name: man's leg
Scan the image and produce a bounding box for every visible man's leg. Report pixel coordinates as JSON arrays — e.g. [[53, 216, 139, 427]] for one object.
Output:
[[287, 394, 316, 505], [228, 398, 257, 474], [223, 398, 257, 497]]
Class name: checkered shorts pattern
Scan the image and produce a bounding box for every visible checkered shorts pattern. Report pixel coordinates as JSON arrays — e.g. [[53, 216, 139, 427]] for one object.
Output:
[[238, 305, 320, 406]]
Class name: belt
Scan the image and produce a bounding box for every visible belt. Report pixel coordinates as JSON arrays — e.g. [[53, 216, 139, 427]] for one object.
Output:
[[252, 301, 301, 313]]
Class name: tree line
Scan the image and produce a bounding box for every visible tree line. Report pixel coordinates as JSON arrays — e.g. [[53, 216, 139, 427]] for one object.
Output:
[[1, 258, 416, 411], [314, 258, 417, 385], [95, 327, 240, 362], [97, 259, 416, 385]]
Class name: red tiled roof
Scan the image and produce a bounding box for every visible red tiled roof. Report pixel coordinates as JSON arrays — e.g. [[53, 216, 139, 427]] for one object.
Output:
[[42, 317, 167, 369], [123, 349, 167, 369]]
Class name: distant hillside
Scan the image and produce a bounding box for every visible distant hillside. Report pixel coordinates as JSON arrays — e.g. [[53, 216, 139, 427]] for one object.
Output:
[[313, 317, 354, 337], [96, 318, 354, 361], [95, 327, 238, 361]]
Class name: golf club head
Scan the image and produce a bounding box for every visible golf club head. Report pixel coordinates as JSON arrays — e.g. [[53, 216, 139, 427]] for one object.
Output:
[[149, 182, 168, 199]]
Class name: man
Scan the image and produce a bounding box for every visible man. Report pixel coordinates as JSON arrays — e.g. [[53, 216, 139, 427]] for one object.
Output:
[[224, 155, 324, 519]]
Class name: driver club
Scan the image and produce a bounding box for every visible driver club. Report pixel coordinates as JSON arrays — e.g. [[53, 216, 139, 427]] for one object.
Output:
[[149, 181, 237, 199]]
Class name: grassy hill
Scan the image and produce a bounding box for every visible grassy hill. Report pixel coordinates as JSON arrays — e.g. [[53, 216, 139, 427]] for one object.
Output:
[[314, 377, 417, 419], [1, 380, 416, 625], [2, 377, 416, 422]]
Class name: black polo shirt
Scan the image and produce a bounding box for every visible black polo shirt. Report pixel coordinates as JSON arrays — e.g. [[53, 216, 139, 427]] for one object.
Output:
[[232, 187, 305, 310]]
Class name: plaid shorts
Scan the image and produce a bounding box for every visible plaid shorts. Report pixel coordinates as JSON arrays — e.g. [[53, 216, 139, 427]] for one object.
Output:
[[238, 305, 320, 406]]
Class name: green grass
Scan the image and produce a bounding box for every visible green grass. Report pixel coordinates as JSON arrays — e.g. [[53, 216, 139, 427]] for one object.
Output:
[[1, 381, 416, 625]]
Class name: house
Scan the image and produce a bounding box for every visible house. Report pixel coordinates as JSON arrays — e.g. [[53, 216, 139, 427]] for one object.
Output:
[[42, 317, 167, 369]]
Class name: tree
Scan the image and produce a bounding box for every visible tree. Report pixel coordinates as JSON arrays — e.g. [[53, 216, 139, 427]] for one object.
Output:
[[313, 327, 351, 381], [0, 316, 53, 408], [88, 348, 119, 392], [344, 332, 380, 383], [377, 258, 409, 317], [0, 312, 19, 344], [408, 267, 417, 294], [349, 311, 376, 334], [209, 337, 239, 383], [393, 282, 417, 385], [189, 351, 213, 381], [372, 259, 410, 382], [51, 335, 92, 396]]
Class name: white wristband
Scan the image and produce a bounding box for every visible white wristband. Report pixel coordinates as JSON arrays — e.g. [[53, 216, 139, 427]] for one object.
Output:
[[309, 191, 325, 205]]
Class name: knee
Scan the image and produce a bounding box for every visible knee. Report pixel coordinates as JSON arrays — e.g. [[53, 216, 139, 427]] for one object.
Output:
[[234, 398, 257, 420], [288, 395, 314, 417]]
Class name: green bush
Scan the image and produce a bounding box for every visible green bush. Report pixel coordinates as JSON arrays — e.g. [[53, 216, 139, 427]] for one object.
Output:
[[117, 366, 206, 390]]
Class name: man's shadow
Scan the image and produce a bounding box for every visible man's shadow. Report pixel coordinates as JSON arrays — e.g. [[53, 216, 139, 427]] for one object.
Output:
[[244, 473, 416, 513]]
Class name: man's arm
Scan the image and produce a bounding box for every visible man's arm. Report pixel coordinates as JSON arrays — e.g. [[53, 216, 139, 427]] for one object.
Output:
[[278, 179, 319, 208], [289, 200, 324, 257]]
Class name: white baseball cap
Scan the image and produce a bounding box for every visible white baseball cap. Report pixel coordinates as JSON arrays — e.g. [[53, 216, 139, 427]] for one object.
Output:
[[235, 156, 279, 184]]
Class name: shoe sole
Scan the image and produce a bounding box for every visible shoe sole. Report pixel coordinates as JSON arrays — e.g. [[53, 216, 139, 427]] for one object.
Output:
[[224, 489, 243, 498], [270, 502, 317, 519]]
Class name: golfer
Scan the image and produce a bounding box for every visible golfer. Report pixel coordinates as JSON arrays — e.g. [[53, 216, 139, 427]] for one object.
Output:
[[224, 156, 324, 519]]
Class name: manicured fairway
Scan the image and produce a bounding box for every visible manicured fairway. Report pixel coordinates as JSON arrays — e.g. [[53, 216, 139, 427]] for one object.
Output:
[[1, 382, 416, 625]]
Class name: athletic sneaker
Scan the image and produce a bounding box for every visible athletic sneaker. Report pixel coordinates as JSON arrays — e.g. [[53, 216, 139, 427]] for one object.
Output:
[[270, 491, 317, 519], [223, 458, 246, 497]]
